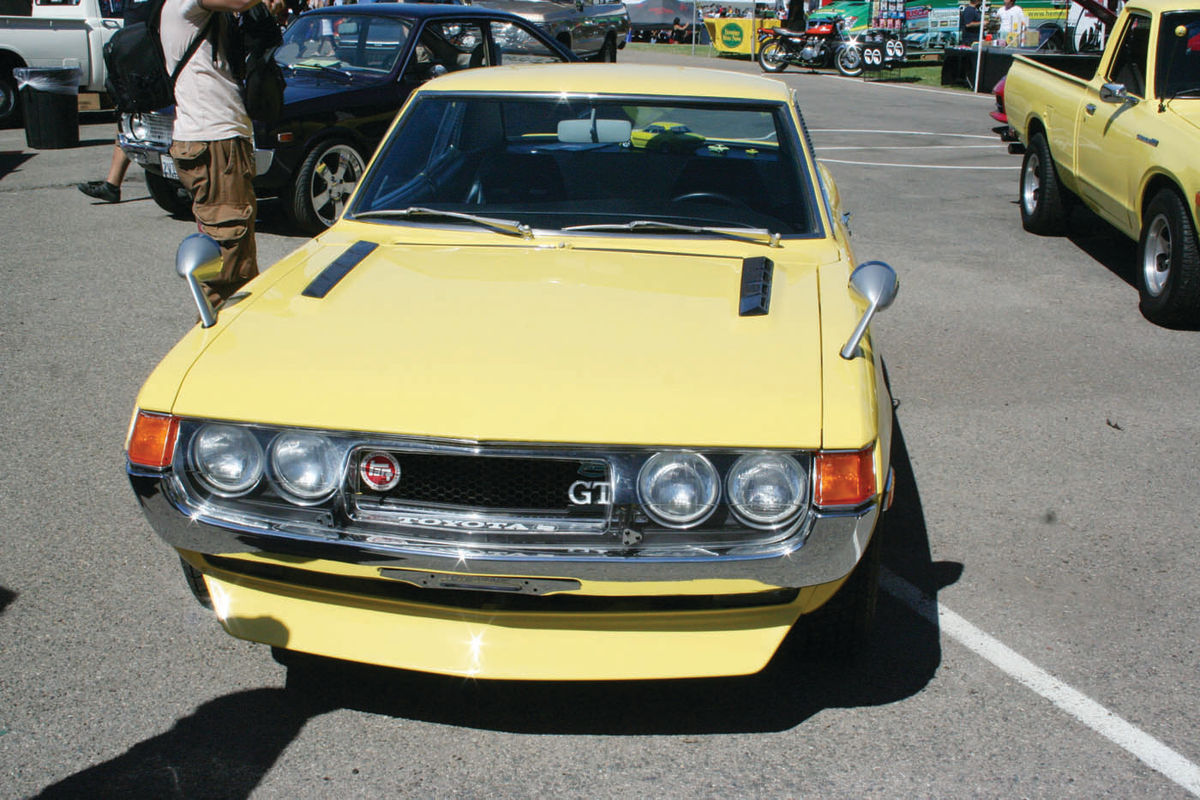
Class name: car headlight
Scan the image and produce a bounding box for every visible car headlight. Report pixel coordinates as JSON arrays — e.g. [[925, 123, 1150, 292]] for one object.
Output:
[[191, 424, 264, 496], [129, 113, 151, 141], [269, 432, 341, 503], [726, 453, 807, 528], [637, 452, 719, 528]]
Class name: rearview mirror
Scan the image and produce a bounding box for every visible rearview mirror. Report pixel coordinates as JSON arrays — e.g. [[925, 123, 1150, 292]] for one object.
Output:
[[840, 261, 898, 359], [557, 118, 633, 144], [175, 233, 220, 328]]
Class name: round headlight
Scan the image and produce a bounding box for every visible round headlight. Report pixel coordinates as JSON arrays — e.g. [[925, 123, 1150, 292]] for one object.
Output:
[[191, 424, 264, 495], [637, 452, 719, 528], [129, 114, 150, 141], [269, 433, 341, 502], [727, 453, 807, 528]]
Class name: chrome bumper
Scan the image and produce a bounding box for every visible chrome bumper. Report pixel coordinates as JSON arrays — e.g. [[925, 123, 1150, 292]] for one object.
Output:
[[130, 472, 882, 589], [117, 134, 275, 177]]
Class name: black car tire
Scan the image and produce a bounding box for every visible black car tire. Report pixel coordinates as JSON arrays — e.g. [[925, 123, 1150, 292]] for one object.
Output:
[[836, 45, 863, 77], [1138, 188, 1200, 327], [590, 36, 618, 62], [0, 70, 20, 128], [1019, 131, 1069, 235], [179, 557, 213, 609], [758, 40, 789, 73], [288, 137, 367, 235], [145, 171, 193, 219], [798, 522, 882, 661]]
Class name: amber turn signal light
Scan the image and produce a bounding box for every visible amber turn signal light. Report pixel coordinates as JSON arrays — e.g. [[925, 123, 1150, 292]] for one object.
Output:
[[815, 448, 876, 508], [128, 412, 180, 469]]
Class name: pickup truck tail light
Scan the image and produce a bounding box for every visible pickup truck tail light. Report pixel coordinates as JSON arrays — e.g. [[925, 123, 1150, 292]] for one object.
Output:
[[814, 447, 876, 508], [128, 411, 179, 469]]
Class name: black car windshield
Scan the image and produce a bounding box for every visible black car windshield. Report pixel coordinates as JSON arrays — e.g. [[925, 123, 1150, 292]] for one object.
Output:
[[277, 14, 413, 74], [349, 94, 821, 236], [1156, 12, 1200, 99]]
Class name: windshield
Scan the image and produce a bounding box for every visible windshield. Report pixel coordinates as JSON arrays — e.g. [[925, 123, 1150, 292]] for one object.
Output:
[[277, 14, 413, 74], [350, 95, 820, 236], [1156, 12, 1200, 99]]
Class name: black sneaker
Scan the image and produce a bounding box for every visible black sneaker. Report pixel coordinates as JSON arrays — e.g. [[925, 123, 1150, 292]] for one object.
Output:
[[78, 181, 120, 203]]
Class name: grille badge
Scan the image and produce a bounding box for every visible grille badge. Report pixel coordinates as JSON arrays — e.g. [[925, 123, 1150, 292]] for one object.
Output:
[[360, 451, 401, 491]]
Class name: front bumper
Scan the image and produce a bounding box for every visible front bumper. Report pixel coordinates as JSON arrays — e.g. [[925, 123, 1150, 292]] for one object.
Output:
[[132, 469, 884, 679], [117, 132, 276, 180]]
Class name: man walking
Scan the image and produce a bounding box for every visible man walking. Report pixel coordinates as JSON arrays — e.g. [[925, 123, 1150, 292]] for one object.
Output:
[[160, 0, 268, 305]]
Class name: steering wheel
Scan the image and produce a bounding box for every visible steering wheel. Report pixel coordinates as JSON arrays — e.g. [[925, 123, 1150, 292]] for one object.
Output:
[[671, 191, 749, 208]]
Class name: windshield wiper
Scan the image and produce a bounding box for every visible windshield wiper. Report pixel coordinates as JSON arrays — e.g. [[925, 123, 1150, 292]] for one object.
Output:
[[562, 220, 781, 247], [1167, 85, 1200, 99], [284, 62, 354, 81], [354, 207, 533, 238]]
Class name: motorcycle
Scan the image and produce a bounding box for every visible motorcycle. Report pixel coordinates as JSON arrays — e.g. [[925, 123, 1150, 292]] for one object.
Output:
[[757, 16, 864, 77]]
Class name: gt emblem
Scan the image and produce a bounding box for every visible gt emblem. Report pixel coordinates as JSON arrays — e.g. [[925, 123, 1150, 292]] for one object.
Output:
[[360, 451, 401, 491]]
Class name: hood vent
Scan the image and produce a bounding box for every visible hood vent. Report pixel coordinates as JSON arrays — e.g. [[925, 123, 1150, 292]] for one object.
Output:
[[302, 241, 378, 299], [739, 257, 774, 316]]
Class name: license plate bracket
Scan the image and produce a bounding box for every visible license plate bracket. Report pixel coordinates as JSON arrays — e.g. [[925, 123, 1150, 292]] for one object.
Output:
[[160, 154, 178, 180]]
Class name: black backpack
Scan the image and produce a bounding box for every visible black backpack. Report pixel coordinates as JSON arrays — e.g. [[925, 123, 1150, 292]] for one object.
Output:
[[231, 4, 286, 126], [103, 0, 213, 114]]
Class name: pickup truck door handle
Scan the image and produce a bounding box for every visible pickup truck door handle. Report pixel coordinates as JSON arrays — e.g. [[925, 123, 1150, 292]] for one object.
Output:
[[1085, 104, 1097, 115]]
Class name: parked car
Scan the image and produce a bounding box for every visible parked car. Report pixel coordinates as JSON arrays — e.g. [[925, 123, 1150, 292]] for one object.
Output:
[[126, 63, 899, 681], [117, 3, 575, 233], [0, 0, 122, 126], [1004, 0, 1200, 325]]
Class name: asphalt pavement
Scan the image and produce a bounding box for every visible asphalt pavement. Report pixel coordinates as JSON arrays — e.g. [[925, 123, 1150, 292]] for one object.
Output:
[[1, 48, 1198, 798]]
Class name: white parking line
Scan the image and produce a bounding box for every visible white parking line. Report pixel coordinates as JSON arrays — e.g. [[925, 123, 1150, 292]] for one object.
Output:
[[819, 144, 1005, 150], [820, 159, 1014, 170], [810, 129, 998, 139], [882, 569, 1200, 797]]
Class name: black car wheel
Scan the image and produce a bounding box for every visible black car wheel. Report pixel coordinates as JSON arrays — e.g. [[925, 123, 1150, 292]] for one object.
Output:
[[758, 40, 789, 73], [289, 138, 367, 234], [590, 36, 618, 62], [1138, 188, 1200, 327], [1019, 131, 1069, 235], [798, 522, 883, 661], [0, 70, 20, 128], [145, 171, 193, 219]]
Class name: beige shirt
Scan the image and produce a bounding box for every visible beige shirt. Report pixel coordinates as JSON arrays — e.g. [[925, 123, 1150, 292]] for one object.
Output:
[[160, 0, 251, 142]]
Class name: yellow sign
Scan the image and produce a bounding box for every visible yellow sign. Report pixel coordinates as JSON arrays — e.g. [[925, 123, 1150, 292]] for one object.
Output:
[[704, 17, 780, 56]]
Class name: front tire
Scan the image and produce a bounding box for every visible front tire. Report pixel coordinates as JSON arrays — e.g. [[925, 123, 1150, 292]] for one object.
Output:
[[836, 44, 863, 77], [145, 171, 193, 219], [288, 138, 367, 235], [1019, 131, 1068, 235], [758, 40, 789, 73], [798, 522, 883, 661], [0, 70, 20, 128], [1138, 189, 1200, 327]]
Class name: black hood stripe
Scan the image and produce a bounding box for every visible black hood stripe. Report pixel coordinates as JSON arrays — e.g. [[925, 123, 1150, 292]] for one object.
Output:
[[302, 241, 378, 299]]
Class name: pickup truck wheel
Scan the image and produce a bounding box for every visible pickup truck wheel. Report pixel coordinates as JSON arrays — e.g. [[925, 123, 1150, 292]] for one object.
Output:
[[1019, 132, 1068, 235], [145, 171, 193, 219], [758, 41, 788, 73], [1138, 189, 1200, 327], [798, 523, 882, 661], [288, 138, 366, 235]]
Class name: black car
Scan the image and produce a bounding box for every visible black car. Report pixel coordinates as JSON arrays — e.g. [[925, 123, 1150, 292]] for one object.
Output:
[[118, 3, 576, 233]]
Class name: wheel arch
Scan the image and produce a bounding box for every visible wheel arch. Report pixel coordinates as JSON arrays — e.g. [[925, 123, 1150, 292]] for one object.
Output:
[[1140, 173, 1192, 233]]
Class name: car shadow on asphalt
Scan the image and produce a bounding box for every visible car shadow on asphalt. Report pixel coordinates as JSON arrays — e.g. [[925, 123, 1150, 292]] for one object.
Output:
[[0, 585, 15, 614], [0, 152, 34, 181], [1064, 205, 1138, 289], [34, 419, 957, 799]]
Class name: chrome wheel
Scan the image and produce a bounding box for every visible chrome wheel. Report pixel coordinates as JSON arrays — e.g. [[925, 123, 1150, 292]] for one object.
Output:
[[1142, 212, 1171, 298], [309, 144, 366, 228], [759, 41, 788, 73], [1021, 151, 1041, 216]]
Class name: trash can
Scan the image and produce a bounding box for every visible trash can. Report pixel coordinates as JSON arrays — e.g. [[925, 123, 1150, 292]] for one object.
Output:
[[13, 67, 82, 150]]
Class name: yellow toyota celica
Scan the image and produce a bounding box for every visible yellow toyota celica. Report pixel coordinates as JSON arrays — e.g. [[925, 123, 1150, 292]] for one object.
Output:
[[126, 64, 899, 681]]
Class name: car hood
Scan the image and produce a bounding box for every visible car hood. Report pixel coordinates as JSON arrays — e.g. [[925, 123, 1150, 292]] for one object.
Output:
[[170, 237, 829, 448], [278, 70, 387, 109], [470, 0, 568, 22]]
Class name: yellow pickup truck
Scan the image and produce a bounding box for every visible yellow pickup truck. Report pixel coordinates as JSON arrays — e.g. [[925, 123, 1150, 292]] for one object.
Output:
[[1003, 0, 1200, 326]]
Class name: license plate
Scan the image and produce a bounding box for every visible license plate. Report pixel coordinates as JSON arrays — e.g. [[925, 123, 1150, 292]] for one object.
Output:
[[160, 154, 178, 180]]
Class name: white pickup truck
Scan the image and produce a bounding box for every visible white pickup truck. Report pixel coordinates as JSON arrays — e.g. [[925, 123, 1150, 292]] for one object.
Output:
[[0, 0, 123, 125]]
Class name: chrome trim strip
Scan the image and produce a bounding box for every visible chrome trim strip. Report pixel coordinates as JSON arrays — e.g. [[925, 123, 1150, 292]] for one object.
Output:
[[130, 472, 880, 588]]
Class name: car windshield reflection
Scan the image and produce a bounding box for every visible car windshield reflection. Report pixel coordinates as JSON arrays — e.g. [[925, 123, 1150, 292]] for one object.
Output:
[[277, 14, 414, 74], [350, 95, 819, 235]]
